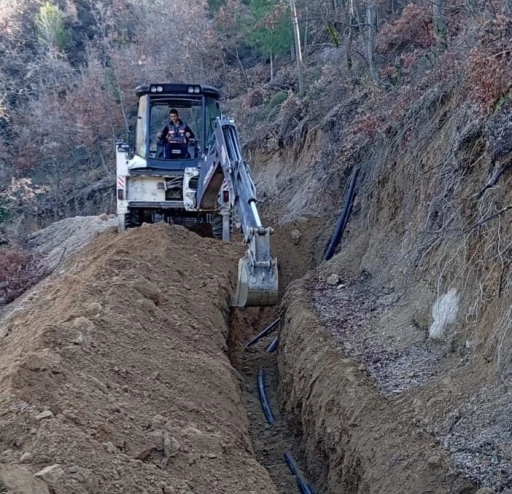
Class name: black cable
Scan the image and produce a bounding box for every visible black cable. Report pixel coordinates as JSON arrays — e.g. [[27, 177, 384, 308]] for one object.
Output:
[[266, 336, 279, 353], [284, 451, 299, 476], [257, 368, 275, 426], [245, 318, 280, 349], [284, 451, 315, 494], [324, 168, 360, 261]]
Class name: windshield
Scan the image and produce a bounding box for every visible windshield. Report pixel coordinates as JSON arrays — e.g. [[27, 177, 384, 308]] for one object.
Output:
[[148, 97, 203, 160], [205, 96, 220, 148]]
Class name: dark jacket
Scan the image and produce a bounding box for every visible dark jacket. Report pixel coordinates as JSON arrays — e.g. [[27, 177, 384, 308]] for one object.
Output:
[[160, 119, 195, 144]]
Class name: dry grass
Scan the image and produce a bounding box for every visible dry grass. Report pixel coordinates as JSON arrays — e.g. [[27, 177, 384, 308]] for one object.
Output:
[[0, 247, 41, 305]]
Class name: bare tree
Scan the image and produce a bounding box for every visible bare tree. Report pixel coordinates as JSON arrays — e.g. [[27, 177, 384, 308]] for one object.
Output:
[[366, 0, 378, 81], [347, 0, 361, 72], [289, 0, 304, 95], [433, 0, 447, 45]]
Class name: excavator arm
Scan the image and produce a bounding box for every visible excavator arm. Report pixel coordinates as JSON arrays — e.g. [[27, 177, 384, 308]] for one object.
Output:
[[197, 117, 278, 307]]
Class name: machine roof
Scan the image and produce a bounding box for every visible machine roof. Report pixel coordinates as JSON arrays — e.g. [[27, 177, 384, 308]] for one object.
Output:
[[135, 84, 221, 99]]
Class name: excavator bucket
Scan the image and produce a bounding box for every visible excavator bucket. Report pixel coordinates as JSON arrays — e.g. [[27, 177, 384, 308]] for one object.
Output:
[[231, 250, 278, 307]]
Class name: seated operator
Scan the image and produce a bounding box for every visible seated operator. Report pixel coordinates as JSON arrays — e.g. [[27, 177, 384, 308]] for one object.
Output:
[[157, 109, 195, 159]]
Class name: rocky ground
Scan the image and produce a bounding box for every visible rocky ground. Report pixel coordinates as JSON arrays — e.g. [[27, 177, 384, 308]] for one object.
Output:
[[279, 278, 480, 494], [23, 215, 117, 274], [312, 274, 512, 491]]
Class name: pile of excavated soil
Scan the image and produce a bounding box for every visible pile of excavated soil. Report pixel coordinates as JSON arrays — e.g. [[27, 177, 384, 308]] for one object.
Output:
[[0, 223, 279, 494], [25, 215, 118, 273]]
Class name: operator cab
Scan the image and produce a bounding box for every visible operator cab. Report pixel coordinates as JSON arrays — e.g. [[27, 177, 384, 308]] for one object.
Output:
[[133, 83, 221, 171]]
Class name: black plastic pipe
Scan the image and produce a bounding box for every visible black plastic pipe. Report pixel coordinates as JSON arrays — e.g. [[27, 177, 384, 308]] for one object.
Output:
[[324, 168, 360, 261], [266, 336, 279, 353], [284, 451, 299, 476], [257, 368, 275, 426], [244, 318, 280, 349], [284, 451, 315, 494], [296, 476, 314, 494]]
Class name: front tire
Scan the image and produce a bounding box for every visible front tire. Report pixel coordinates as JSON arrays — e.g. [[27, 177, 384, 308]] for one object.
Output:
[[118, 213, 126, 233]]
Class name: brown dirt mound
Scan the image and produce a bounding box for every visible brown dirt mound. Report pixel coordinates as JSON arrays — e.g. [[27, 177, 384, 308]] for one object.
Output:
[[0, 223, 279, 494]]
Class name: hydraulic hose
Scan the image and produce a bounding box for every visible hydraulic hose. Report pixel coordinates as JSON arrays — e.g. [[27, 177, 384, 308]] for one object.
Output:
[[257, 368, 275, 426], [266, 336, 279, 353], [324, 168, 360, 261], [245, 318, 280, 349]]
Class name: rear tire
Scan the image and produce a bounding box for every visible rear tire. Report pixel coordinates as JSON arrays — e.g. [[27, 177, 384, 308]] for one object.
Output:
[[125, 209, 143, 229], [211, 211, 232, 241]]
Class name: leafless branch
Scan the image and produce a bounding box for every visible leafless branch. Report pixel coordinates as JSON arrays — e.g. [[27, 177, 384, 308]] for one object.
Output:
[[474, 161, 512, 199], [464, 204, 512, 234]]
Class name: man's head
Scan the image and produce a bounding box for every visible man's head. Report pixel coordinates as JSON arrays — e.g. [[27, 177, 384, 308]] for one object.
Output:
[[169, 109, 179, 123]]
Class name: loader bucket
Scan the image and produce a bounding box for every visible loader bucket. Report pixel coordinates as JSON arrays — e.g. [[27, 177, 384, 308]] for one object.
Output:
[[231, 252, 278, 307]]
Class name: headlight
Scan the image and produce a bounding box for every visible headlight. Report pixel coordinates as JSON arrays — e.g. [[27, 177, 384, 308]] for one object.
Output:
[[150, 86, 157, 93], [194, 87, 200, 93], [188, 87, 194, 93], [157, 86, 163, 92]]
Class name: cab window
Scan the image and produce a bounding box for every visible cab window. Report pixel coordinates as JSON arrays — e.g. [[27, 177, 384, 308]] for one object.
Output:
[[135, 95, 148, 158], [205, 97, 220, 147]]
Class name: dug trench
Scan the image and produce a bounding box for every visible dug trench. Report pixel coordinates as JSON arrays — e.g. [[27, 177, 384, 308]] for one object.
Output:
[[0, 218, 480, 493], [230, 213, 480, 494], [227, 218, 324, 494]]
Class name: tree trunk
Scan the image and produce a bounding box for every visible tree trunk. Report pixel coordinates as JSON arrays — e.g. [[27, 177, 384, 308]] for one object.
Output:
[[346, 0, 357, 72], [433, 0, 447, 45], [304, 19, 309, 62], [353, 0, 363, 27], [289, 0, 304, 96], [366, 0, 377, 82], [270, 49, 274, 82], [234, 47, 250, 88]]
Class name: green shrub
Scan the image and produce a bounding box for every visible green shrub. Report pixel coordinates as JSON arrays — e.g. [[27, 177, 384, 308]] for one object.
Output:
[[266, 91, 288, 109], [0, 196, 11, 224], [36, 2, 70, 53]]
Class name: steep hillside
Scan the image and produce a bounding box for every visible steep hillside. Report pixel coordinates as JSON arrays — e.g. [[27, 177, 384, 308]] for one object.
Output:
[[248, 59, 512, 494], [0, 0, 511, 492]]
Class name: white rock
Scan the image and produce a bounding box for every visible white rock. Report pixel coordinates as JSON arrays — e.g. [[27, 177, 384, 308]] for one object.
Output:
[[34, 464, 64, 485], [291, 229, 302, 245], [20, 452, 32, 463], [429, 288, 459, 339], [0, 464, 50, 494], [103, 441, 117, 454], [73, 332, 85, 345], [151, 414, 166, 428], [35, 410, 54, 421], [73, 317, 95, 333], [326, 274, 340, 286]]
